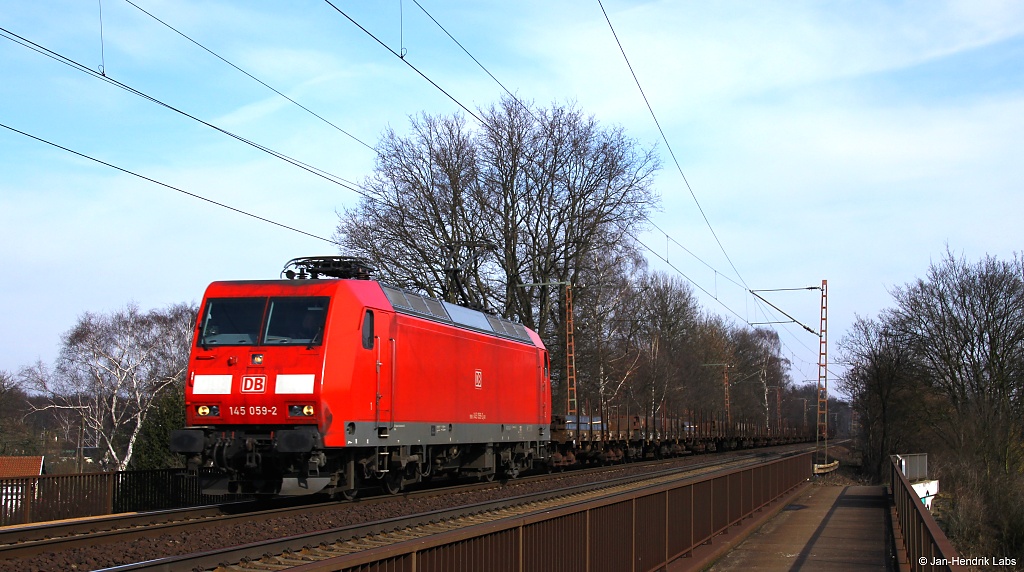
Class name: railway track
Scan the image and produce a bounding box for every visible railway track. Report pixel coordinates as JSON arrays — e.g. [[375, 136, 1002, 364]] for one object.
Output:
[[0, 443, 813, 572], [0, 497, 332, 561]]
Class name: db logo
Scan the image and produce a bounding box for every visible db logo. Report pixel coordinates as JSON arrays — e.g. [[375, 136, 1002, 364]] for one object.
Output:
[[241, 375, 267, 393], [474, 370, 483, 390]]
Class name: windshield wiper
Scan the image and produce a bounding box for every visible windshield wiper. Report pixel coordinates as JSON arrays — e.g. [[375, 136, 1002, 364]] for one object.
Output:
[[307, 328, 323, 350]]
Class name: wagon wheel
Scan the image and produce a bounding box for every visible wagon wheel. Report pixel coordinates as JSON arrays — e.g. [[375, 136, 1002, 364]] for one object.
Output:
[[383, 471, 403, 495], [341, 488, 359, 501]]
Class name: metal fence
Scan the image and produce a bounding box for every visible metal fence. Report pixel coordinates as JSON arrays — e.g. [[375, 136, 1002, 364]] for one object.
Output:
[[281, 452, 812, 572], [889, 456, 965, 571], [0, 469, 251, 526]]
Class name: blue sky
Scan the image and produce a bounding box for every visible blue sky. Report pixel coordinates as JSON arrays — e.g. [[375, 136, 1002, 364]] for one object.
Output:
[[2, 0, 1022, 389]]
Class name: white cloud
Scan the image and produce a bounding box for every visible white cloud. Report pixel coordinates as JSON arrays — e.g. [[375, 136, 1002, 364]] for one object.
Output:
[[515, 0, 1024, 123]]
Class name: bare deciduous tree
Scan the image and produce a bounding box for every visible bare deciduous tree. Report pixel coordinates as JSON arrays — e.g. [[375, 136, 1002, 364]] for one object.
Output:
[[0, 370, 36, 456], [838, 315, 924, 479], [335, 96, 804, 441], [890, 250, 1024, 476], [842, 250, 1024, 559], [630, 272, 701, 421], [727, 327, 790, 431], [573, 248, 648, 425], [335, 96, 660, 336], [20, 303, 196, 471]]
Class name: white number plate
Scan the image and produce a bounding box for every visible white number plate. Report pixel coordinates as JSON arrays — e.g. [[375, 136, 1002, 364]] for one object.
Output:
[[229, 406, 279, 416]]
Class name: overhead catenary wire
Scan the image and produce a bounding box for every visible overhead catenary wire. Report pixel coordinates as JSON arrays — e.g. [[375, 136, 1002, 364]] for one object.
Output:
[[594, 0, 829, 372], [409, 0, 522, 111], [595, 0, 750, 293], [122, 0, 378, 154], [645, 218, 745, 292], [593, 1, 820, 357], [0, 25, 376, 203], [322, 0, 484, 125], [0, 122, 338, 245], [96, 0, 106, 75], [405, 0, 750, 302], [621, 226, 750, 325]]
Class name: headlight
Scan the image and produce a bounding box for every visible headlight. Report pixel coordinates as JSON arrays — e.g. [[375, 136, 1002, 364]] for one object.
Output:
[[289, 404, 315, 417], [196, 405, 220, 416]]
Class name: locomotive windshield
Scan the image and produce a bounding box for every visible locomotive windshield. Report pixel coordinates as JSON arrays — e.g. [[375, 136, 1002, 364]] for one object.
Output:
[[197, 296, 329, 347], [199, 298, 265, 346], [263, 297, 329, 345]]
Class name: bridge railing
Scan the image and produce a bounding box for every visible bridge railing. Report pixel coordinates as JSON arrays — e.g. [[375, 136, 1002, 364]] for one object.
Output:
[[889, 457, 966, 571], [0, 469, 251, 526], [277, 452, 812, 572]]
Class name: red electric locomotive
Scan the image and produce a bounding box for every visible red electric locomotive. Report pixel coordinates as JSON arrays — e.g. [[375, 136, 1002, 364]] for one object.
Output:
[[171, 257, 551, 497]]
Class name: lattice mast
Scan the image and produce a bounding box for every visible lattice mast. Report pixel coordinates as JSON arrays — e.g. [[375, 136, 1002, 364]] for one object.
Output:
[[775, 385, 782, 436], [816, 279, 829, 461], [565, 283, 578, 418], [723, 365, 731, 436]]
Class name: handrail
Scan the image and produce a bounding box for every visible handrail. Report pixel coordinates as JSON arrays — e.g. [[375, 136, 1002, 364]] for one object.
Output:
[[889, 457, 966, 571]]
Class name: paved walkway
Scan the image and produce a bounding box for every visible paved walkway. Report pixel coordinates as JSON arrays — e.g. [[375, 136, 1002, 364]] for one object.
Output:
[[708, 485, 892, 571]]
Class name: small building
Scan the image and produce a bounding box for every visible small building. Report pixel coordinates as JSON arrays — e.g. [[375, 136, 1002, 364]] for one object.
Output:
[[893, 453, 938, 510], [0, 456, 44, 478], [1, 456, 45, 524]]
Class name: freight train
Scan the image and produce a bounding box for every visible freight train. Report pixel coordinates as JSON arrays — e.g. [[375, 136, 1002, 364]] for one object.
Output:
[[170, 257, 806, 497]]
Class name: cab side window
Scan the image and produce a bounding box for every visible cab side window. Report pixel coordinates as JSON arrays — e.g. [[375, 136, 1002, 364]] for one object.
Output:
[[362, 310, 375, 350]]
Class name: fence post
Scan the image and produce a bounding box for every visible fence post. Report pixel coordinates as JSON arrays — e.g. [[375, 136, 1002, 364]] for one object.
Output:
[[24, 479, 35, 525], [106, 472, 115, 515]]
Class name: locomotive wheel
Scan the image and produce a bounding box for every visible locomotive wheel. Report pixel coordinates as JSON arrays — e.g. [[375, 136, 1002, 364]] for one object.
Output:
[[341, 488, 359, 501]]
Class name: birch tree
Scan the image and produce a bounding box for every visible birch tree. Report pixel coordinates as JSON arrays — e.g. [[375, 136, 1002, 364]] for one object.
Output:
[[22, 303, 195, 471]]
